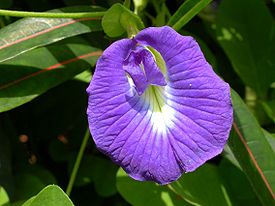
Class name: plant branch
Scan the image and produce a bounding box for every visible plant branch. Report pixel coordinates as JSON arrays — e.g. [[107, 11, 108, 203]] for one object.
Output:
[[0, 9, 105, 18]]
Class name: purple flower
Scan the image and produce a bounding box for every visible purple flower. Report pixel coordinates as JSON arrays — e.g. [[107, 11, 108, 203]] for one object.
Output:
[[87, 26, 233, 184]]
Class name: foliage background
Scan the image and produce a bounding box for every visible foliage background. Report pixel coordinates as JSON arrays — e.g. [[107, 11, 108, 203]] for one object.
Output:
[[0, 0, 274, 205]]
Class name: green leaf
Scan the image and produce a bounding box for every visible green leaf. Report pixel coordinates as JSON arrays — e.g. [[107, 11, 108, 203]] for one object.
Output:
[[68, 155, 117, 197], [0, 6, 103, 63], [0, 0, 12, 9], [218, 159, 261, 206], [216, 0, 275, 97], [22, 185, 74, 206], [14, 174, 46, 201], [230, 90, 275, 205], [262, 100, 275, 123], [133, 0, 148, 14], [102, 3, 144, 37], [0, 38, 101, 112], [170, 164, 232, 206], [263, 130, 275, 152], [116, 168, 192, 206], [73, 70, 92, 83], [0, 116, 13, 197], [222, 144, 241, 169], [0, 187, 9, 206], [168, 0, 212, 31]]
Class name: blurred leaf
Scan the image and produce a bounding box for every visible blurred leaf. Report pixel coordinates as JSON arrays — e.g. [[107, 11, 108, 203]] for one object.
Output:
[[22, 167, 57, 186], [0, 187, 9, 206], [263, 130, 275, 152], [0, 0, 12, 9], [219, 159, 261, 206], [262, 100, 275, 123], [133, 0, 148, 14], [102, 3, 144, 37], [49, 139, 71, 162], [216, 0, 275, 97], [222, 144, 241, 169], [170, 164, 232, 206], [0, 38, 101, 112], [116, 168, 191, 206], [0, 6, 103, 63], [230, 90, 275, 205], [0, 115, 13, 198], [21, 185, 74, 206], [14, 174, 45, 201], [168, 0, 212, 31], [68, 155, 117, 197]]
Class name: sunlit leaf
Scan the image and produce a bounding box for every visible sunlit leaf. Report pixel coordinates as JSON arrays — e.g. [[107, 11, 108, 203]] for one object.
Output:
[[216, 0, 275, 97], [0, 6, 103, 62]]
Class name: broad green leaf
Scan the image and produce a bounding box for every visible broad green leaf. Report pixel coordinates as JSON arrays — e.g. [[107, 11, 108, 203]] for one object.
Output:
[[22, 185, 74, 206], [218, 159, 261, 206], [230, 90, 275, 205], [0, 187, 9, 206], [168, 0, 212, 31], [0, 38, 101, 112], [0, 6, 103, 63], [102, 3, 144, 37], [116, 168, 192, 206], [170, 164, 232, 206], [216, 0, 275, 97]]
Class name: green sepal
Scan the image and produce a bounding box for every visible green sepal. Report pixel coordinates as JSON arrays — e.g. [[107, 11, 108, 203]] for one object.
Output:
[[102, 3, 144, 38]]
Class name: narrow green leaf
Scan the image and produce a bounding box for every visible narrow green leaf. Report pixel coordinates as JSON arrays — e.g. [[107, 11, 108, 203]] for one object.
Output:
[[170, 164, 232, 206], [230, 90, 275, 205], [0, 38, 101, 112], [22, 185, 74, 206], [102, 3, 144, 37], [168, 0, 212, 31], [216, 0, 275, 97], [116, 168, 192, 206], [0, 6, 103, 63]]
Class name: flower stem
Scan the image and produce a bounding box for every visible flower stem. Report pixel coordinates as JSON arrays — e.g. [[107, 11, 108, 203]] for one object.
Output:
[[0, 9, 105, 18], [66, 128, 90, 196]]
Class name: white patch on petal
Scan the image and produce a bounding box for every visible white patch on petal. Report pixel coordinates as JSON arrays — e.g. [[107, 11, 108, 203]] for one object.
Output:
[[150, 104, 175, 135], [144, 86, 175, 135]]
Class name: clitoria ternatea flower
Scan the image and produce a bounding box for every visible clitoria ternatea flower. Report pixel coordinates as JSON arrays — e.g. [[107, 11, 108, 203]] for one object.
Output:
[[87, 26, 233, 184]]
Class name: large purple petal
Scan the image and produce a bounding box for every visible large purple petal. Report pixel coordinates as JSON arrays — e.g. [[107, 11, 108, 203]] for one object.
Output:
[[87, 26, 233, 184]]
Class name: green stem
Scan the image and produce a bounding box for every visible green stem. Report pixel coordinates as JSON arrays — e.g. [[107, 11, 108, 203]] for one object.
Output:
[[0, 9, 105, 18], [66, 128, 90, 196]]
